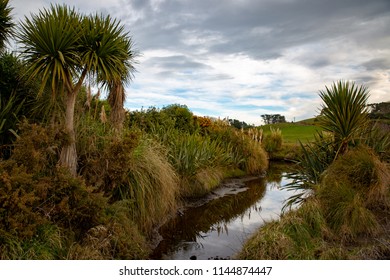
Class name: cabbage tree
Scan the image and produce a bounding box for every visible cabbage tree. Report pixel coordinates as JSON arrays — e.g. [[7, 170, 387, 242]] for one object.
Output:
[[18, 4, 135, 175]]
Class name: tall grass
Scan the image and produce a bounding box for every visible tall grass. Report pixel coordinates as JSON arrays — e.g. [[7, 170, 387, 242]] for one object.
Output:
[[125, 138, 179, 230], [207, 126, 268, 175], [360, 122, 390, 161], [262, 127, 283, 155], [146, 123, 268, 197], [282, 132, 335, 210], [167, 133, 234, 197]]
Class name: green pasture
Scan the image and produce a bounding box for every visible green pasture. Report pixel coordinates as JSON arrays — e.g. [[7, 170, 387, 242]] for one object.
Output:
[[260, 120, 321, 144]]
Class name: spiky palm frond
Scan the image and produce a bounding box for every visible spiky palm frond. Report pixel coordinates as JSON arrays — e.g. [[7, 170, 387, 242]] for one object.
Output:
[[81, 13, 136, 86], [17, 4, 82, 95], [319, 80, 370, 158], [80, 13, 136, 132], [0, 0, 14, 52], [17, 4, 137, 174]]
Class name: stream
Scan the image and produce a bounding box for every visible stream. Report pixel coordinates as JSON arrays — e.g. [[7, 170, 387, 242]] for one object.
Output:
[[151, 162, 298, 260]]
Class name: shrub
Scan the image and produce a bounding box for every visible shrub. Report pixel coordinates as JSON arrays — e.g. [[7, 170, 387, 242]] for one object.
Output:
[[161, 104, 199, 133], [0, 123, 109, 260], [0, 155, 107, 241], [81, 132, 179, 232], [127, 104, 199, 134]]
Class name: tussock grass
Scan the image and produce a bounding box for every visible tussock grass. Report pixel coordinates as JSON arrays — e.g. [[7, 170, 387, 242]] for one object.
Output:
[[238, 198, 330, 259], [126, 138, 179, 231], [321, 146, 389, 209], [318, 146, 388, 240], [80, 127, 180, 232]]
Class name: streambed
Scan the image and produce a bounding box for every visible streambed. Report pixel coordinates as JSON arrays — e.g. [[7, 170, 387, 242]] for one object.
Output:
[[151, 163, 298, 260]]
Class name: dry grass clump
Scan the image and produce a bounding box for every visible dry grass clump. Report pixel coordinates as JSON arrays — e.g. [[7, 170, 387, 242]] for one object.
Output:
[[319, 146, 389, 240], [323, 146, 388, 196], [238, 220, 293, 259], [217, 128, 268, 175], [126, 138, 179, 231], [238, 198, 330, 259]]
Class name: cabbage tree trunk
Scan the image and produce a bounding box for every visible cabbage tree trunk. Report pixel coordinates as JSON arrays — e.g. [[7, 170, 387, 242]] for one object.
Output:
[[59, 91, 77, 176], [108, 82, 126, 132]]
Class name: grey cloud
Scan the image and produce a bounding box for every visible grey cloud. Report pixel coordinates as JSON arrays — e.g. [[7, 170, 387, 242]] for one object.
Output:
[[114, 0, 390, 61], [148, 55, 211, 70], [11, 0, 390, 124], [109, 0, 389, 120], [363, 58, 390, 71]]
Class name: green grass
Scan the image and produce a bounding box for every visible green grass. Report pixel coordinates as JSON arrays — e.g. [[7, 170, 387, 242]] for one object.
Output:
[[261, 121, 321, 144]]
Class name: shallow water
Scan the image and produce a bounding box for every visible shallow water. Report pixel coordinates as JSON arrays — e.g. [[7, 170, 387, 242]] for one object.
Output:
[[151, 163, 298, 260]]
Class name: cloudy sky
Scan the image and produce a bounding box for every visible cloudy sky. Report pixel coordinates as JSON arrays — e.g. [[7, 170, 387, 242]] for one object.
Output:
[[9, 0, 390, 124]]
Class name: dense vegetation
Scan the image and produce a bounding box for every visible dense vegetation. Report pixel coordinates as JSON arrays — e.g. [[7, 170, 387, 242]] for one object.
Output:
[[0, 1, 269, 259], [239, 81, 390, 259], [1, 1, 389, 260]]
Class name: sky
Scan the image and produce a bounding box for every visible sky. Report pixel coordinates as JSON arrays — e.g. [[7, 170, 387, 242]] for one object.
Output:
[[9, 0, 390, 125]]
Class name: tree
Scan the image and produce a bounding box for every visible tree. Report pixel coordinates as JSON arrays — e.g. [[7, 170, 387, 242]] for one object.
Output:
[[108, 81, 126, 131], [319, 80, 370, 159], [261, 114, 286, 125], [0, 0, 13, 52], [368, 102, 390, 120], [229, 118, 251, 129], [162, 104, 198, 133], [18, 5, 135, 175]]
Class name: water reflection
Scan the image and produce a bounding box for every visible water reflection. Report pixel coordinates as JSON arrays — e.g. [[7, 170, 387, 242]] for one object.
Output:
[[151, 162, 297, 260]]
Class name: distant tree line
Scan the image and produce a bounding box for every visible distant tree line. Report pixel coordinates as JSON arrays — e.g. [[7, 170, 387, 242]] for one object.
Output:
[[261, 114, 286, 125], [228, 119, 254, 129], [368, 102, 390, 120]]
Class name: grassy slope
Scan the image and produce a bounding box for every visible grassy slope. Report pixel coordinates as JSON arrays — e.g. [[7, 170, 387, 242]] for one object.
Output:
[[260, 120, 320, 144]]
